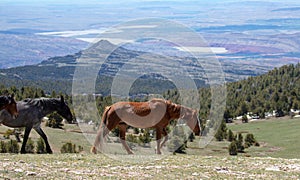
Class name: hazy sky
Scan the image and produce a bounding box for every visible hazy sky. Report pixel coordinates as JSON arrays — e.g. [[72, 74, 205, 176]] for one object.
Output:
[[1, 0, 300, 31]]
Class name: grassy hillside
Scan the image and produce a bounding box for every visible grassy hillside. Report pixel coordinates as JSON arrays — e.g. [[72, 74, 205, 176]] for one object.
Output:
[[1, 118, 300, 178], [1, 117, 300, 158], [229, 117, 300, 159]]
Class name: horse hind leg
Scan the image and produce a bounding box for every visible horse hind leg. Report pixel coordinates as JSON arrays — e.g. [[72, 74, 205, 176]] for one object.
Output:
[[20, 126, 32, 154], [91, 119, 119, 154], [91, 126, 108, 154], [160, 128, 168, 149], [119, 124, 134, 154]]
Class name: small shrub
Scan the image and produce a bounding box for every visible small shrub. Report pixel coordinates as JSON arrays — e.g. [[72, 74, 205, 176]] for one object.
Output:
[[244, 133, 257, 148], [78, 145, 84, 153], [236, 133, 245, 153], [126, 134, 138, 149], [214, 121, 228, 141], [60, 142, 78, 153], [133, 128, 140, 134], [36, 138, 47, 154], [227, 129, 235, 142], [167, 126, 187, 154], [25, 138, 35, 153], [6, 140, 19, 153], [138, 130, 151, 147], [242, 115, 248, 123], [46, 112, 64, 129], [215, 129, 224, 141], [167, 135, 186, 154], [0, 141, 7, 153], [228, 141, 238, 155], [3, 129, 14, 139]]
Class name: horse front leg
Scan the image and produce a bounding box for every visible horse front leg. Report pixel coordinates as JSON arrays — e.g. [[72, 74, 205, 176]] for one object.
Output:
[[20, 126, 32, 154], [119, 124, 134, 154], [160, 128, 168, 149], [91, 127, 103, 154], [34, 126, 52, 154], [156, 127, 163, 154]]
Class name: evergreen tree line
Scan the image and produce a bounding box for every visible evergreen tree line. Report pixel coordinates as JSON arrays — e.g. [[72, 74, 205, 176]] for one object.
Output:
[[163, 63, 300, 121], [213, 121, 260, 155], [2, 63, 298, 125]]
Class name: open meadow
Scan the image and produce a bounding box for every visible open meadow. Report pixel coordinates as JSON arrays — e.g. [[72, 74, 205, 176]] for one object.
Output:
[[1, 117, 300, 179]]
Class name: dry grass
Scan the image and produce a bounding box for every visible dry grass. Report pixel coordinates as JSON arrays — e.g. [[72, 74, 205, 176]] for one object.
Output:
[[1, 154, 300, 179]]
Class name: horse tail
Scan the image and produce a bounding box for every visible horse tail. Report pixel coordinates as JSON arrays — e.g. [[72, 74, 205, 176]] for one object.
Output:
[[101, 106, 111, 127], [91, 106, 112, 154]]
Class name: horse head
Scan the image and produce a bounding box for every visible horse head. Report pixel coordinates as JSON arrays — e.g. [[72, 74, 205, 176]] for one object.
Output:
[[167, 101, 201, 136], [56, 95, 74, 123], [181, 107, 201, 136]]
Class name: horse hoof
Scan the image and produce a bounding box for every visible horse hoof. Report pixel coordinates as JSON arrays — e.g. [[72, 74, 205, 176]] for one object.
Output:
[[128, 151, 134, 155], [91, 146, 97, 154], [20, 151, 26, 154]]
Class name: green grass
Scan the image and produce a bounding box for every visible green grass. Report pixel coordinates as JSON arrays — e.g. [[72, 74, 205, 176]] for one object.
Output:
[[1, 117, 300, 159], [1, 118, 300, 179], [0, 123, 92, 153], [229, 117, 300, 159]]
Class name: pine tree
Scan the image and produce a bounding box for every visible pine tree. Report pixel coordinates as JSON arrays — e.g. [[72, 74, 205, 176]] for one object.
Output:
[[25, 138, 35, 153], [242, 115, 248, 123], [227, 129, 235, 142], [138, 129, 151, 147], [36, 138, 47, 154], [228, 141, 238, 155], [6, 140, 19, 153], [214, 121, 228, 141], [244, 133, 257, 148], [236, 133, 245, 153], [46, 112, 64, 129], [0, 141, 7, 153]]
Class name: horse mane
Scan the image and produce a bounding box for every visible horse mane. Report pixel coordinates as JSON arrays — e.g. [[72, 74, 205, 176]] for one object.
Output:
[[23, 98, 61, 108]]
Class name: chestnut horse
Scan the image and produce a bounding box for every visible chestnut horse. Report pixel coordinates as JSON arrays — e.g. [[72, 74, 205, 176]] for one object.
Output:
[[0, 94, 18, 119], [91, 98, 201, 154]]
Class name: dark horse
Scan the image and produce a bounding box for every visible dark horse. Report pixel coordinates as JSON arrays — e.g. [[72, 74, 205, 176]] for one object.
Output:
[[0, 94, 18, 118], [91, 98, 201, 154], [0, 96, 74, 154]]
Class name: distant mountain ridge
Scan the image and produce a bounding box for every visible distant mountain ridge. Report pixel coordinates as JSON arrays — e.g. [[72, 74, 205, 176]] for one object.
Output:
[[0, 40, 275, 95], [0, 33, 88, 68]]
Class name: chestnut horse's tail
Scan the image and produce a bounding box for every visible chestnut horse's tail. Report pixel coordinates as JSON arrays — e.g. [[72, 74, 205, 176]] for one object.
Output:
[[91, 106, 111, 154]]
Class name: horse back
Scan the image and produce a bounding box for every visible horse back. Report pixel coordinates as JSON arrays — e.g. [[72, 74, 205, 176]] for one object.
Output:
[[113, 101, 166, 117]]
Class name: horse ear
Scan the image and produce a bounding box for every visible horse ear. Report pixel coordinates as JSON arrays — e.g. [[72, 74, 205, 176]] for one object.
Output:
[[166, 100, 172, 111], [60, 95, 65, 102]]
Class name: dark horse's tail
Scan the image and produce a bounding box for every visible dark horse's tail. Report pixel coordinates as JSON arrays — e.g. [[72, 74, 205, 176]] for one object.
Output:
[[91, 106, 111, 154]]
